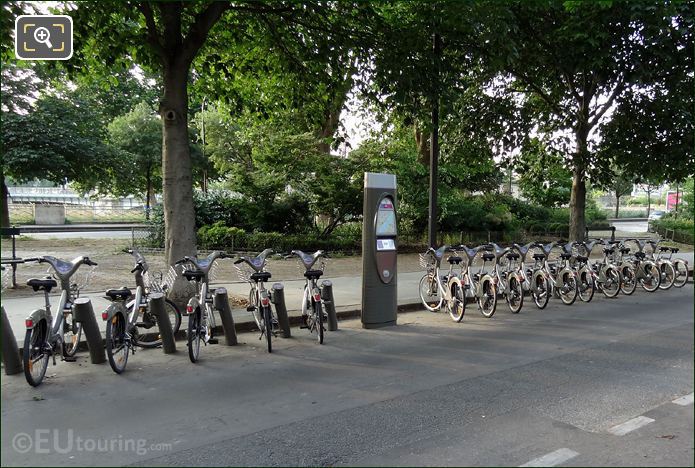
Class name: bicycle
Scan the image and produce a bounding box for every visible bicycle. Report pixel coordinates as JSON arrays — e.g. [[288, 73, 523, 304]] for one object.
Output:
[[22, 255, 97, 386], [645, 240, 676, 290], [535, 242, 578, 305], [290, 249, 330, 343], [102, 250, 183, 374], [513, 242, 551, 309], [457, 244, 497, 318], [487, 243, 524, 313], [176, 251, 232, 362], [234, 248, 277, 353], [656, 245, 689, 288], [622, 239, 661, 292], [418, 245, 466, 322]]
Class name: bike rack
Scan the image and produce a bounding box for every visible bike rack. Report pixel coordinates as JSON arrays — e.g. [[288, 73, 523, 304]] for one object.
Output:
[[1, 306, 22, 375], [149, 293, 176, 354], [213, 288, 238, 346], [72, 298, 106, 364], [321, 280, 339, 331], [271, 283, 291, 338]]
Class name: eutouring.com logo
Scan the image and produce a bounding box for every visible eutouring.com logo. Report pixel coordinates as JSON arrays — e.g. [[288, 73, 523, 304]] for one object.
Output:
[[11, 430, 172, 456]]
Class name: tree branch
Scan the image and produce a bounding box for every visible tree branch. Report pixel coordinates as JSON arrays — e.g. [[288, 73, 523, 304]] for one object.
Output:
[[137, 2, 166, 60], [508, 67, 566, 118], [182, 1, 231, 66], [588, 80, 624, 128]]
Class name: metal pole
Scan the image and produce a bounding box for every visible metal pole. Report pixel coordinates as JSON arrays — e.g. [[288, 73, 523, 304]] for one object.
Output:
[[321, 280, 338, 331], [213, 288, 238, 346], [1, 306, 22, 375], [271, 283, 291, 338], [201, 97, 208, 194], [72, 298, 106, 364], [428, 31, 441, 249], [149, 293, 176, 354]]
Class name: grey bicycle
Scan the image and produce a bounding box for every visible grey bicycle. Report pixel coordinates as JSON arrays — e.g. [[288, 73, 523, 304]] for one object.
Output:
[[22, 255, 97, 386], [235, 249, 277, 353], [291, 250, 329, 343]]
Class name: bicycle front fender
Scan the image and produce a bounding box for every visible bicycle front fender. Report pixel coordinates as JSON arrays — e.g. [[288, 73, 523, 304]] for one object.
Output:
[[530, 270, 546, 293], [476, 274, 493, 298]]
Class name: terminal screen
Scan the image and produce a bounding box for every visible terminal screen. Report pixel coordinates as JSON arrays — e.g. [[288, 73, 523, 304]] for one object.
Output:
[[376, 198, 397, 236]]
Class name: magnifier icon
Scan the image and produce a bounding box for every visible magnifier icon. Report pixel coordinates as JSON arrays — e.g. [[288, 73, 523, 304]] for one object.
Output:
[[33, 27, 53, 49]]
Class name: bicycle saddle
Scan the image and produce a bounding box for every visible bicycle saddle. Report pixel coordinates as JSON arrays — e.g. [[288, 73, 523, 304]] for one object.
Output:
[[292, 250, 324, 270], [560, 253, 572, 260], [533, 253, 546, 261], [659, 246, 670, 252], [183, 270, 205, 281], [235, 248, 273, 272], [671, 247, 679, 253], [105, 287, 132, 300], [505, 252, 520, 260], [619, 247, 631, 254], [303, 270, 323, 280], [576, 255, 589, 263], [27, 277, 57, 293], [447, 256, 463, 265], [250, 271, 272, 282], [603, 247, 615, 254], [482, 253, 496, 262], [634, 252, 646, 259]]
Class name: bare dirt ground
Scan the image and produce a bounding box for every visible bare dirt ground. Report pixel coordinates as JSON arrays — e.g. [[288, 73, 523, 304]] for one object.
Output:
[[1, 236, 423, 299]]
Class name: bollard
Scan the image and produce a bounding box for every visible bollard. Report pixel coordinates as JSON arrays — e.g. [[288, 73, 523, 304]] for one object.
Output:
[[149, 293, 176, 354], [213, 288, 237, 346], [271, 283, 291, 338], [1, 306, 22, 375], [321, 280, 338, 331], [72, 298, 106, 364]]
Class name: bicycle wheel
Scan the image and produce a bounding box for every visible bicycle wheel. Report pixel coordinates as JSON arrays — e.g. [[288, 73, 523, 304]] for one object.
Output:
[[23, 321, 49, 387], [507, 276, 524, 313], [577, 269, 595, 303], [314, 301, 324, 344], [532, 273, 550, 309], [673, 260, 688, 288], [620, 265, 637, 295], [264, 306, 272, 353], [658, 262, 676, 290], [479, 279, 497, 318], [134, 298, 182, 348], [187, 309, 202, 363], [419, 273, 443, 311], [601, 266, 621, 298], [62, 312, 82, 357], [448, 281, 466, 322], [640, 261, 660, 292], [558, 271, 578, 305], [105, 312, 129, 374]]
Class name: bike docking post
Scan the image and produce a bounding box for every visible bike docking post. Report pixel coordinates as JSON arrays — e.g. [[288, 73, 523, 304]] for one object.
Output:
[[271, 283, 291, 338], [321, 280, 338, 331], [72, 298, 106, 364], [1, 306, 22, 375], [213, 288, 238, 346], [149, 293, 176, 354]]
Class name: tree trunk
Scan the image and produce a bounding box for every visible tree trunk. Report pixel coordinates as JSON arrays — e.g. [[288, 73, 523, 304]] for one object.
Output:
[[675, 183, 680, 218], [145, 165, 152, 221], [414, 125, 430, 166], [614, 191, 620, 218], [161, 61, 196, 265], [646, 189, 651, 218], [569, 123, 589, 241], [1, 176, 10, 228]]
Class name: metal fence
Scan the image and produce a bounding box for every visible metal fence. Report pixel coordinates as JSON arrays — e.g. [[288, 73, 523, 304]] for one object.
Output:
[[8, 203, 147, 224]]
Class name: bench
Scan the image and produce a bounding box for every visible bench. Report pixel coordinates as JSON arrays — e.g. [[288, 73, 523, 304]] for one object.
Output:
[[1, 227, 22, 288]]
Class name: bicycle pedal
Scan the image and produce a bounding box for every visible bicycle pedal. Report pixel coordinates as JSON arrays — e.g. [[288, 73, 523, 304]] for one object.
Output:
[[246, 306, 256, 312], [63, 356, 76, 363], [208, 338, 219, 344]]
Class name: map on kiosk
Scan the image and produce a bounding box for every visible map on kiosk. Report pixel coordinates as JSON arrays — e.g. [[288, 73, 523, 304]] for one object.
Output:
[[376, 198, 397, 237]]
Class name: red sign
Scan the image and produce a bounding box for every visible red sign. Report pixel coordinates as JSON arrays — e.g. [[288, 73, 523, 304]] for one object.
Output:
[[666, 191, 681, 211]]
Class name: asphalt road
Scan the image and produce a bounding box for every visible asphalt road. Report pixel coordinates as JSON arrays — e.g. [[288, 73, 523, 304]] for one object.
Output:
[[22, 231, 133, 240], [609, 219, 649, 233], [1, 286, 692, 467]]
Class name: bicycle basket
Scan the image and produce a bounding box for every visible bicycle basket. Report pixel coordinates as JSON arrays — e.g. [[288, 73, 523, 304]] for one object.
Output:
[[235, 263, 255, 282], [419, 253, 436, 271], [1, 267, 10, 292]]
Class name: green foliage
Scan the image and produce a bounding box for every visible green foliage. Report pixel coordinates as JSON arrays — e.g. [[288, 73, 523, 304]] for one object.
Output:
[[652, 215, 694, 232], [515, 138, 572, 207]]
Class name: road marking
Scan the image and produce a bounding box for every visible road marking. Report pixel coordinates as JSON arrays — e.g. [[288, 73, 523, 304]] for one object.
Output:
[[672, 393, 694, 406], [608, 416, 655, 436], [520, 448, 579, 467]]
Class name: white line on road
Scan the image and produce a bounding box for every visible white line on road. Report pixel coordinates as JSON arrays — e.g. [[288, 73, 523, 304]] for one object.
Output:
[[608, 416, 655, 436], [672, 392, 694, 406], [520, 448, 579, 467]]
